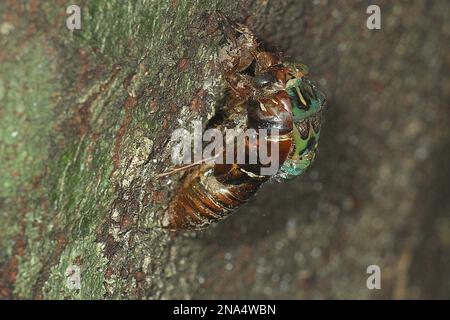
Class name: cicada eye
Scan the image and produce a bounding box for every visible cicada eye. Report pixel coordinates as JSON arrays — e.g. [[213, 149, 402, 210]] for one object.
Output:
[[284, 62, 309, 80], [295, 63, 309, 76]]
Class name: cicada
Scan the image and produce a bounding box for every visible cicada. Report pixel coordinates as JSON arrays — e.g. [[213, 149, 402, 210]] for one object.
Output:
[[162, 14, 326, 230]]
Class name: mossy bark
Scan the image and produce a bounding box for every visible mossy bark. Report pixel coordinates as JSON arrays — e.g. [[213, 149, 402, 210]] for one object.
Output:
[[1, 0, 449, 299], [0, 0, 244, 299]]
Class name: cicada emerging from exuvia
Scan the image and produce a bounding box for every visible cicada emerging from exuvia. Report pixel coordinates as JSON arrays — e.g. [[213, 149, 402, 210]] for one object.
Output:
[[159, 13, 326, 230]]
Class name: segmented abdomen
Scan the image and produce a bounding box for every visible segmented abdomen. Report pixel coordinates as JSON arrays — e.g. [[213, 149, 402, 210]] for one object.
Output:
[[164, 165, 263, 229]]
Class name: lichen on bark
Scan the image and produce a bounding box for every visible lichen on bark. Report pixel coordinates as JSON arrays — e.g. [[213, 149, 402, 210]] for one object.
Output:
[[0, 0, 243, 299]]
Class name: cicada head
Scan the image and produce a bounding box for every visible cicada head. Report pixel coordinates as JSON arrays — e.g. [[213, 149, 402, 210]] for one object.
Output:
[[284, 63, 326, 123]]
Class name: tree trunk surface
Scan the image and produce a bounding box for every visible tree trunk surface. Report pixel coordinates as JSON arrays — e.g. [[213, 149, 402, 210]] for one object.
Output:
[[0, 0, 449, 299]]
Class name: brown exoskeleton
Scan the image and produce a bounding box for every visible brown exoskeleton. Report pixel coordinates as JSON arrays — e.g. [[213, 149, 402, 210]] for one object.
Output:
[[163, 14, 326, 230]]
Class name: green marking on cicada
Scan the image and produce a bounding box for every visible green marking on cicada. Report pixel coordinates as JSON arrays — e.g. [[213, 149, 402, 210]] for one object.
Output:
[[275, 64, 326, 181], [286, 76, 326, 122], [277, 119, 321, 180]]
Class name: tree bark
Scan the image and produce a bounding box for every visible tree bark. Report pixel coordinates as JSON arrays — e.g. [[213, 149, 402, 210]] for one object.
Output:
[[0, 0, 449, 299]]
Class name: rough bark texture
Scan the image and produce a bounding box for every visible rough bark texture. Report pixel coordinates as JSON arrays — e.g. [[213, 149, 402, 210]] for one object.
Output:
[[0, 0, 449, 299]]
